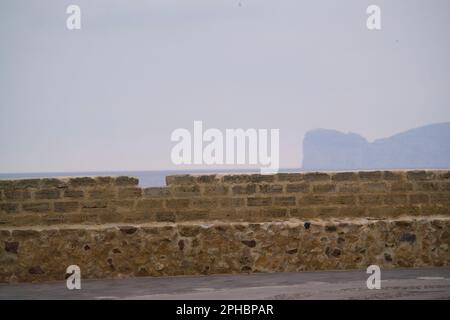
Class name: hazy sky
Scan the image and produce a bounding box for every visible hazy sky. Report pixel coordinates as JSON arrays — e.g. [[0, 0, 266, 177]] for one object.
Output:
[[1, 0, 449, 172]]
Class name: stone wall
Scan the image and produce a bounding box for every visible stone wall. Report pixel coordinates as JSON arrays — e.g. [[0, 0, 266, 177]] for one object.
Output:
[[1, 170, 450, 226], [0, 170, 449, 282]]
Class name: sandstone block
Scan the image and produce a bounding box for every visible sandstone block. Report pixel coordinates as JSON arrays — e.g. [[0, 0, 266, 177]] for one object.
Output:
[[223, 175, 250, 184], [258, 184, 283, 194], [304, 172, 330, 181], [358, 171, 382, 180], [165, 199, 190, 209], [166, 175, 195, 185], [54, 201, 79, 213], [273, 196, 296, 206], [22, 202, 50, 213], [63, 189, 84, 199], [406, 170, 434, 181], [118, 187, 142, 199], [362, 182, 388, 193], [136, 199, 163, 211], [409, 194, 429, 205], [143, 187, 171, 198], [286, 183, 310, 193], [4, 190, 31, 201], [171, 185, 201, 197], [232, 184, 256, 195], [383, 194, 408, 205], [192, 198, 218, 209], [313, 183, 336, 193], [276, 173, 305, 182], [247, 197, 272, 207], [203, 185, 229, 196], [390, 181, 413, 192], [69, 177, 96, 187], [34, 189, 60, 200], [0, 203, 19, 214], [88, 188, 116, 199], [115, 176, 139, 186], [332, 172, 358, 181]]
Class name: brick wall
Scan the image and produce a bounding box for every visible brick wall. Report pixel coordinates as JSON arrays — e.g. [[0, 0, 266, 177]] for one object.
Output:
[[1, 170, 449, 226]]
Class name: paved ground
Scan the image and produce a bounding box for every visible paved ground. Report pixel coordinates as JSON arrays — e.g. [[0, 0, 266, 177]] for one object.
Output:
[[0, 267, 449, 300]]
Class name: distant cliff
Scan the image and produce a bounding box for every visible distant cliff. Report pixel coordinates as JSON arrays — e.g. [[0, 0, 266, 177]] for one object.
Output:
[[302, 122, 450, 170]]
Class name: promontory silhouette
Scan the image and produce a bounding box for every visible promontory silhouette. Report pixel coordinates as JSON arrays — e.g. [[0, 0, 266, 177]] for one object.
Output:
[[302, 122, 450, 170]]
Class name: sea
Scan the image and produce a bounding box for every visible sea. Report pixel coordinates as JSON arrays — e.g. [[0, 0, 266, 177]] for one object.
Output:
[[0, 169, 302, 187]]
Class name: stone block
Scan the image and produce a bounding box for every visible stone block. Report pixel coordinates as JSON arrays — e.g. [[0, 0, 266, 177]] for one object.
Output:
[[4, 190, 31, 201], [276, 173, 305, 182], [358, 171, 382, 180], [273, 196, 296, 206], [54, 201, 79, 213], [203, 185, 229, 196], [115, 176, 139, 186], [247, 197, 272, 207], [286, 183, 310, 193], [165, 199, 190, 209], [22, 202, 50, 213], [69, 177, 96, 187], [166, 175, 195, 185], [118, 187, 142, 199], [313, 183, 336, 193], [143, 187, 171, 198], [332, 172, 358, 181], [35, 189, 60, 200], [258, 184, 283, 194], [232, 184, 256, 195], [63, 189, 84, 199]]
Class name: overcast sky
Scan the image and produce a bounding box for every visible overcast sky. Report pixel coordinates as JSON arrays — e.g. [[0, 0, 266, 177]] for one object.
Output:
[[1, 0, 449, 173]]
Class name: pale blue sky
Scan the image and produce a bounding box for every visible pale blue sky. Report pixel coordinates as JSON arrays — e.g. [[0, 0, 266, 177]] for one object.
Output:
[[1, 0, 449, 172]]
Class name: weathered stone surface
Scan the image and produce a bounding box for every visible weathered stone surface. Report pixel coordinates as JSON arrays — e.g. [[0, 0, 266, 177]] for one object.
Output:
[[14, 179, 41, 189], [35, 189, 60, 200], [259, 184, 283, 194], [359, 171, 382, 180], [273, 196, 296, 206], [115, 176, 139, 186], [286, 183, 310, 193], [166, 175, 195, 185], [0, 217, 447, 283], [223, 175, 250, 184], [0, 203, 19, 214], [22, 203, 50, 213], [136, 199, 163, 211], [41, 178, 67, 188], [63, 189, 84, 198], [247, 197, 272, 207], [143, 187, 171, 198], [332, 172, 358, 181], [54, 201, 79, 213], [171, 185, 201, 197], [276, 173, 305, 182], [4, 190, 31, 201], [69, 177, 96, 187], [4, 241, 19, 254], [232, 184, 256, 195], [165, 199, 190, 209], [118, 187, 142, 199], [313, 184, 336, 193]]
